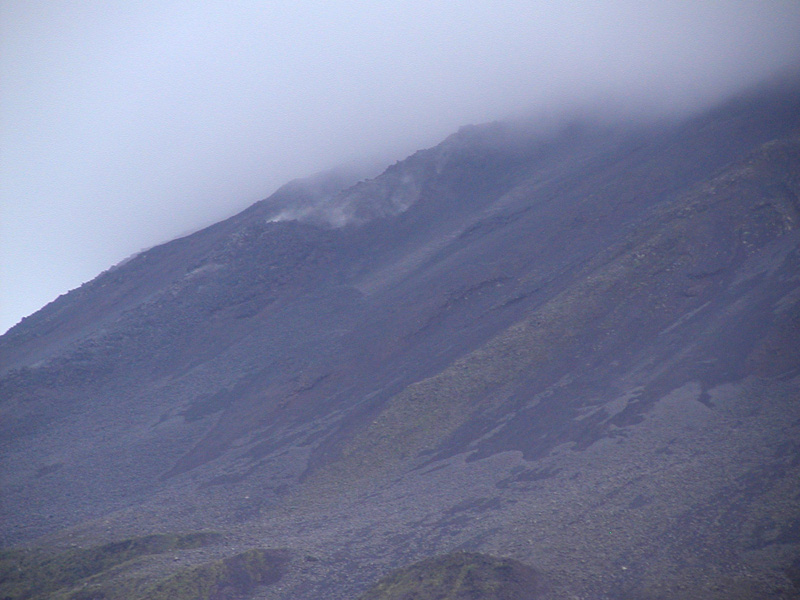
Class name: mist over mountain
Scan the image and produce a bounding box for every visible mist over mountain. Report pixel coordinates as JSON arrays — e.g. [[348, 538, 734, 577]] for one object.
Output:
[[2, 76, 800, 599], [3, 1, 800, 333]]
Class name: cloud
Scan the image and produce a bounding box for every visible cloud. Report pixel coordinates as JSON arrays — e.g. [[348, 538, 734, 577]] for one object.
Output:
[[2, 0, 800, 332]]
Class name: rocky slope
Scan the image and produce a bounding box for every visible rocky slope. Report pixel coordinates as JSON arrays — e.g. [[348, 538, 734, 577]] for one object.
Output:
[[2, 78, 800, 599]]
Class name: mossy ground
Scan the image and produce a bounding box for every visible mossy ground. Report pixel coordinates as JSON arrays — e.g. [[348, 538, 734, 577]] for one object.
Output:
[[139, 548, 287, 600], [0, 533, 284, 600], [358, 552, 541, 600]]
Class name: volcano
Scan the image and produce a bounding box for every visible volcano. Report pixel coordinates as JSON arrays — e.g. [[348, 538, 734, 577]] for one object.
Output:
[[2, 78, 800, 599]]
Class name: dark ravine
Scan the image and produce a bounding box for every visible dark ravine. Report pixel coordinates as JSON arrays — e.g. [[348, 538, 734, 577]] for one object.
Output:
[[2, 77, 800, 599]]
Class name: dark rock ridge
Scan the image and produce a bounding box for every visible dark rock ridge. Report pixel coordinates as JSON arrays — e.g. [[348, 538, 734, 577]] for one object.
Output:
[[2, 77, 800, 599]]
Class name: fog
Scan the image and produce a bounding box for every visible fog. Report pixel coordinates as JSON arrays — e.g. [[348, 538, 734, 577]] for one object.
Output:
[[2, 1, 800, 333]]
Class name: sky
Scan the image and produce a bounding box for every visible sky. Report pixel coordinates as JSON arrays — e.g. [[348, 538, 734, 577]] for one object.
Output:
[[2, 1, 800, 334]]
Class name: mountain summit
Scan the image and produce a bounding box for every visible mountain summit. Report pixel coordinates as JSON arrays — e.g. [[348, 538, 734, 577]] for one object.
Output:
[[2, 79, 800, 599]]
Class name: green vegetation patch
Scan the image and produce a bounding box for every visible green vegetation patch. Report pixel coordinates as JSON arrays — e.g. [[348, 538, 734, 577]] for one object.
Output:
[[358, 551, 541, 600], [0, 532, 221, 600], [140, 548, 288, 600]]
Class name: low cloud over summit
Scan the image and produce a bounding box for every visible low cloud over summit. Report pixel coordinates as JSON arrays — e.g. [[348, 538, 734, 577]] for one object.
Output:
[[2, 0, 800, 331]]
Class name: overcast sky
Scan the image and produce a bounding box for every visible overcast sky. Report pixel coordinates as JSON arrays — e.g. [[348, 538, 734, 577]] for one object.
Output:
[[2, 1, 800, 334]]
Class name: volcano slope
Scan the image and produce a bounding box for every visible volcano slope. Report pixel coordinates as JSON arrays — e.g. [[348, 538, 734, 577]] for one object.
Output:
[[2, 79, 800, 600]]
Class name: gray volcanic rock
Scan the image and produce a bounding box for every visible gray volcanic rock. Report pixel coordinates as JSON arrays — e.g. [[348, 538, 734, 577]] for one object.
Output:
[[1, 78, 800, 600]]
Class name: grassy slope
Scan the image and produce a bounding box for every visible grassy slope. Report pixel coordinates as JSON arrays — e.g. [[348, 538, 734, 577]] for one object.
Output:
[[0, 533, 287, 600], [358, 552, 541, 600]]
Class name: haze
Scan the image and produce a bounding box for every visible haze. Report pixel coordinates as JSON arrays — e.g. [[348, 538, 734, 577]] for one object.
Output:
[[2, 1, 800, 334]]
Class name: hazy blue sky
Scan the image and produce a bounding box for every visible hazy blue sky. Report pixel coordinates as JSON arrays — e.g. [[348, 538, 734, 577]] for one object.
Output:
[[2, 1, 800, 333]]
